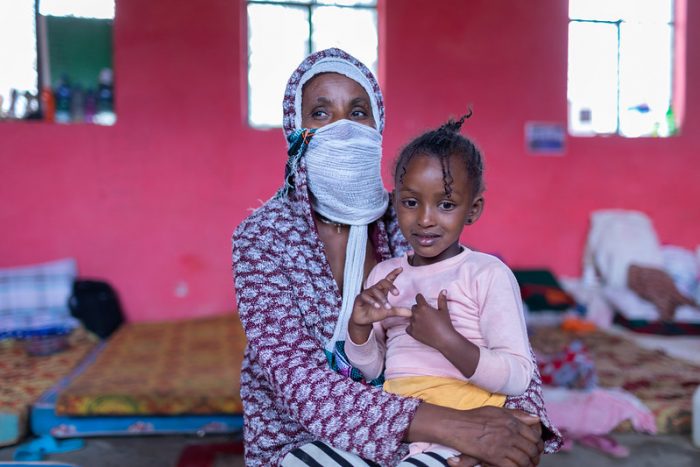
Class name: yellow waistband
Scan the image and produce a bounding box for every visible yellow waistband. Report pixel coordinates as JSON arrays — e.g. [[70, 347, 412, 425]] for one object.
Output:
[[384, 376, 506, 410]]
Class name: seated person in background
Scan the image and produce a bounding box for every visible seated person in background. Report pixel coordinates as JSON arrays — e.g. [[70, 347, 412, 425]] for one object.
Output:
[[583, 209, 697, 321], [345, 113, 537, 461], [627, 264, 696, 321]]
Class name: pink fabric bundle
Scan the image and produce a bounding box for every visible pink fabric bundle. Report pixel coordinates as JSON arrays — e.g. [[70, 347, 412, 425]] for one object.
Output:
[[543, 386, 657, 457]]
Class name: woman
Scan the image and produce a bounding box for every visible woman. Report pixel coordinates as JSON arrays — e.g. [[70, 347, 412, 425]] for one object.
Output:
[[232, 48, 560, 467]]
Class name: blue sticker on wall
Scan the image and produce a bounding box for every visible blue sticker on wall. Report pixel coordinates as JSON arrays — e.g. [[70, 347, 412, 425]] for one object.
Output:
[[525, 122, 565, 155]]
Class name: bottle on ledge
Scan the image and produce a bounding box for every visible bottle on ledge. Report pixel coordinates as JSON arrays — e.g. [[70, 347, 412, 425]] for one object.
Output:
[[94, 68, 116, 126], [54, 74, 72, 124]]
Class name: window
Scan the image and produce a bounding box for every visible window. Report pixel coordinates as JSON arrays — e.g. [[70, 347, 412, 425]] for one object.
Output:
[[0, 0, 115, 124], [568, 0, 681, 137], [247, 0, 378, 128], [0, 2, 38, 120]]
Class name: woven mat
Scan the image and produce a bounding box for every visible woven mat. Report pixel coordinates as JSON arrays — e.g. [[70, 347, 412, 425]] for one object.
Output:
[[56, 314, 245, 416], [530, 326, 700, 434]]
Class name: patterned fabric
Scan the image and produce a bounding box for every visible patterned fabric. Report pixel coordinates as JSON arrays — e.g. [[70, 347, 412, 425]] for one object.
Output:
[[282, 441, 455, 467], [327, 341, 385, 387], [0, 326, 97, 446], [530, 326, 700, 434], [0, 258, 79, 339], [283, 128, 317, 195], [536, 339, 598, 389], [282, 441, 382, 467], [505, 349, 562, 452], [55, 314, 243, 416]]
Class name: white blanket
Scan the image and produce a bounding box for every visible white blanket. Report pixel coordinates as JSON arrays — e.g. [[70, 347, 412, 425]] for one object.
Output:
[[579, 209, 699, 324]]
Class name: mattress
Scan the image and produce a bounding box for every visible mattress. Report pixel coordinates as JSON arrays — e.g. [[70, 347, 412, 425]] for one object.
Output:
[[30, 314, 244, 439], [55, 314, 243, 416], [530, 326, 700, 434], [0, 328, 97, 447]]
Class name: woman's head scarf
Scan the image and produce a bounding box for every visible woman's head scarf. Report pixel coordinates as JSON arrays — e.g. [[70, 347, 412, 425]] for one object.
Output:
[[280, 48, 388, 353], [282, 48, 385, 139]]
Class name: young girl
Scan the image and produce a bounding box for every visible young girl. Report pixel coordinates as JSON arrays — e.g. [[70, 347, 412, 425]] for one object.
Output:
[[345, 112, 535, 459]]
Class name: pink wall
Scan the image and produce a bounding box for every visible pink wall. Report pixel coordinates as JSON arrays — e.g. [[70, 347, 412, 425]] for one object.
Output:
[[1, 0, 698, 322]]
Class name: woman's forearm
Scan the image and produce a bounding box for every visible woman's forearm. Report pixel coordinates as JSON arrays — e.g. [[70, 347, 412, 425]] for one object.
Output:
[[406, 402, 455, 445]]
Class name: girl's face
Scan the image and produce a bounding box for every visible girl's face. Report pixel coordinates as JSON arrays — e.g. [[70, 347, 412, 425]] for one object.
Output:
[[301, 72, 376, 129], [394, 153, 484, 267]]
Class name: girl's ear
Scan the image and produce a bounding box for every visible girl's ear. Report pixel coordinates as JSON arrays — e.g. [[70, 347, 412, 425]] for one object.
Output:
[[465, 195, 484, 225]]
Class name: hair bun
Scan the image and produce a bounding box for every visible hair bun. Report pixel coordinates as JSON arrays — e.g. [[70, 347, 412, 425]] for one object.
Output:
[[439, 107, 473, 134]]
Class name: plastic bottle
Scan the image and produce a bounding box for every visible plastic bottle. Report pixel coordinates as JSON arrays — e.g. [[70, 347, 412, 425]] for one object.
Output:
[[54, 75, 72, 124], [70, 84, 85, 123], [83, 88, 96, 123], [665, 106, 677, 136], [94, 68, 115, 125], [7, 89, 18, 118], [694, 385, 700, 447]]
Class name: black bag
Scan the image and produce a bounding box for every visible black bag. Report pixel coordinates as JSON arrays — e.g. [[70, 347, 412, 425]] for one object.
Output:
[[69, 279, 124, 339]]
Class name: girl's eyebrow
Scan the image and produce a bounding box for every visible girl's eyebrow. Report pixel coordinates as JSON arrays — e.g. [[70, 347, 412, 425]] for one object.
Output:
[[350, 97, 369, 106], [397, 187, 419, 194]]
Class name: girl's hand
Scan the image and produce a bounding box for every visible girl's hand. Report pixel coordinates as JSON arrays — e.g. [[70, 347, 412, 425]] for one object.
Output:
[[348, 268, 411, 345], [350, 267, 411, 326], [407, 291, 480, 378], [406, 291, 459, 349]]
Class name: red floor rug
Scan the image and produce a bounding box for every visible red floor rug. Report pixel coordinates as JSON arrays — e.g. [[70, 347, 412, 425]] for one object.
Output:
[[175, 440, 244, 467]]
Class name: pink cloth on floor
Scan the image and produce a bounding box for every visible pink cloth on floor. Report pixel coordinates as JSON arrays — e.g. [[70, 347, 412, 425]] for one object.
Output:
[[543, 386, 657, 437]]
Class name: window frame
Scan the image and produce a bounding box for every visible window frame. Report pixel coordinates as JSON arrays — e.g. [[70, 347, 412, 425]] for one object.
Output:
[[245, 0, 379, 129], [247, 0, 377, 57], [567, 0, 683, 138], [0, 0, 116, 124]]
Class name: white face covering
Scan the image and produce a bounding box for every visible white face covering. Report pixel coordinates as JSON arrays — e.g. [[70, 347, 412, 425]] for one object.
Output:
[[305, 119, 389, 225], [304, 119, 389, 352]]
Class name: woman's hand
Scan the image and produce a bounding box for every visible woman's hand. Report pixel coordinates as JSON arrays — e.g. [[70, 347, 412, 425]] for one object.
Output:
[[348, 268, 411, 344], [452, 407, 542, 467], [409, 404, 543, 467]]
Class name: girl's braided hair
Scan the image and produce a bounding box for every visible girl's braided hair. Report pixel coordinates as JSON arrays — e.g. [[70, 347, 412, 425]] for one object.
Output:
[[394, 109, 485, 198]]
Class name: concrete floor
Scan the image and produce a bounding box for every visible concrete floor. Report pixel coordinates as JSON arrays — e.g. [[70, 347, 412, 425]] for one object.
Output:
[[0, 434, 243, 467], [540, 433, 700, 467], [1, 433, 698, 467]]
